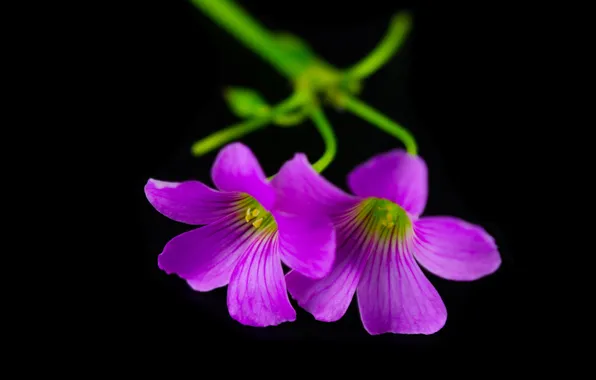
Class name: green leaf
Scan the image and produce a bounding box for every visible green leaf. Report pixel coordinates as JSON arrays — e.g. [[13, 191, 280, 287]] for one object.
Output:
[[224, 87, 270, 118]]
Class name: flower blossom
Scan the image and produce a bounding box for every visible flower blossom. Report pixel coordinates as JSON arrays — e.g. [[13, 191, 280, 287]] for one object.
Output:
[[145, 143, 336, 327], [274, 149, 501, 335]]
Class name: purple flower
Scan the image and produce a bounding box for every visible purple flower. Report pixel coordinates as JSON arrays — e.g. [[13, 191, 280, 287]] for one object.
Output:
[[144, 143, 335, 327], [274, 149, 502, 335]]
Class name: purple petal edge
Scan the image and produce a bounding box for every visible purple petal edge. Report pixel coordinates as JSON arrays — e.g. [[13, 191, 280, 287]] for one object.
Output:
[[145, 178, 241, 225], [413, 216, 501, 281], [211, 143, 275, 210], [347, 149, 428, 217]]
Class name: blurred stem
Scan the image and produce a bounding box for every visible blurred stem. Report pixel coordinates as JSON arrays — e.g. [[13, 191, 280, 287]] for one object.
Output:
[[191, 118, 269, 156], [340, 93, 418, 155], [310, 108, 337, 173], [191, 0, 307, 79], [189, 1, 419, 161], [345, 12, 412, 79], [191, 93, 306, 156]]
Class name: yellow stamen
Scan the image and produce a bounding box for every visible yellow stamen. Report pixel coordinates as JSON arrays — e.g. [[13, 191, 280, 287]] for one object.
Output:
[[252, 218, 263, 228], [245, 208, 253, 222], [252, 209, 260, 217], [386, 213, 393, 221]]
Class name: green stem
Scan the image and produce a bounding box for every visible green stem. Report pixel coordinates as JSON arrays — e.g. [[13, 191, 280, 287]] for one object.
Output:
[[310, 108, 337, 173], [191, 0, 306, 79], [191, 92, 306, 156], [346, 12, 412, 79], [191, 118, 269, 156], [341, 93, 418, 155]]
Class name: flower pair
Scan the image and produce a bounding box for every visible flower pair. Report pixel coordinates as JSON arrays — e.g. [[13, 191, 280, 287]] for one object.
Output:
[[145, 143, 501, 334]]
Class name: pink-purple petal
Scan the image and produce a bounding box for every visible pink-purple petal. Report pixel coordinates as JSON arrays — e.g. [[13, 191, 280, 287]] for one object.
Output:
[[276, 212, 336, 279], [272, 153, 358, 216], [357, 236, 447, 335], [285, 220, 372, 322], [413, 216, 501, 281], [211, 143, 275, 210], [145, 179, 242, 225], [347, 149, 428, 217], [227, 231, 296, 327], [158, 213, 251, 291]]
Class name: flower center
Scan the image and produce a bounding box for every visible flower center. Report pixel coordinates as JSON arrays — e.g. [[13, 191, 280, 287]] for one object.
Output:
[[368, 198, 406, 229], [351, 197, 411, 239], [241, 197, 275, 230]]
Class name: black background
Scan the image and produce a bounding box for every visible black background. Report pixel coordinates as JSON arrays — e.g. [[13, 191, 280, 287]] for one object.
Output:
[[115, 0, 531, 350]]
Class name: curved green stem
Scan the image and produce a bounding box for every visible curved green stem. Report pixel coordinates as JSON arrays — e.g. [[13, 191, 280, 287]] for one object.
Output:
[[191, 0, 307, 79], [345, 12, 412, 79], [310, 108, 337, 173], [191, 92, 306, 156], [191, 118, 269, 156], [274, 102, 314, 127], [340, 93, 418, 155], [274, 110, 309, 127]]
